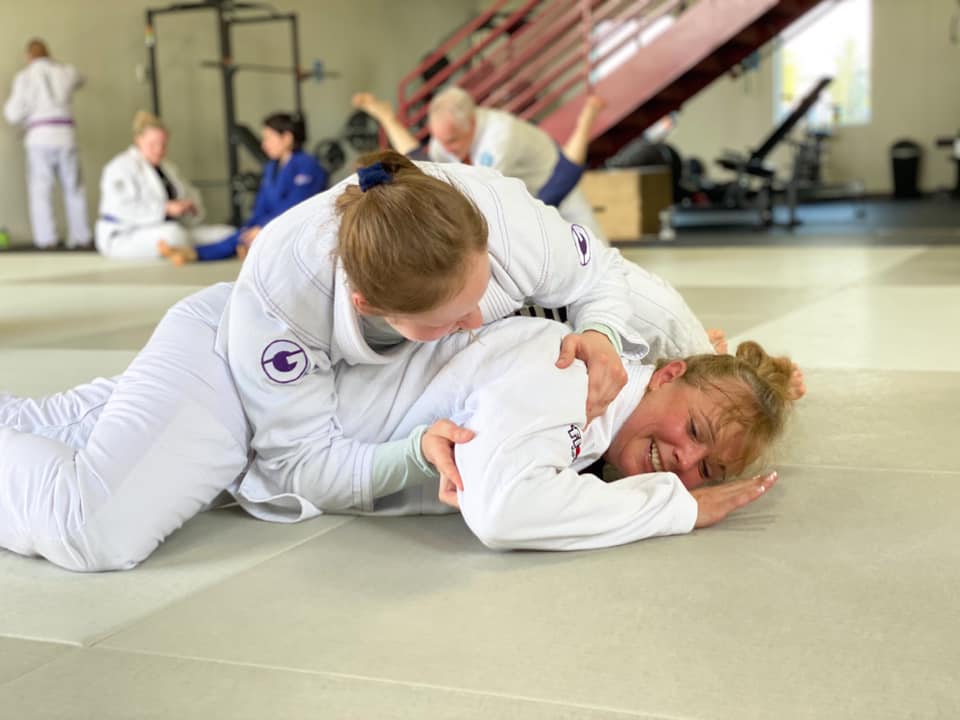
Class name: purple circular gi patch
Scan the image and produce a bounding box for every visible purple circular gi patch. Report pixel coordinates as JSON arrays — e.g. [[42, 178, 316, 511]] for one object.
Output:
[[571, 224, 591, 266], [260, 339, 308, 384]]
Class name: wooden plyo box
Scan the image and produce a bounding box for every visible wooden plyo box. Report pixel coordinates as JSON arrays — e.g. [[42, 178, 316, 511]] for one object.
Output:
[[579, 167, 674, 241]]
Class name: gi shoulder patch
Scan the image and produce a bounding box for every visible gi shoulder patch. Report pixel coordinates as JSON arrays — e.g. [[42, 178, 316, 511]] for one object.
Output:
[[293, 173, 313, 186], [477, 150, 495, 167], [567, 424, 583, 460], [571, 224, 591, 266], [260, 339, 309, 384]]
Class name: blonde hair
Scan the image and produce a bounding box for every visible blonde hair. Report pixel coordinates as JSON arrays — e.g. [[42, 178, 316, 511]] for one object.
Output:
[[668, 341, 795, 479], [132, 110, 167, 138], [428, 87, 476, 130], [334, 150, 488, 315]]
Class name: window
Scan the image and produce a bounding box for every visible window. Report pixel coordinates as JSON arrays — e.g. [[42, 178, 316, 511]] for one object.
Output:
[[775, 0, 871, 128]]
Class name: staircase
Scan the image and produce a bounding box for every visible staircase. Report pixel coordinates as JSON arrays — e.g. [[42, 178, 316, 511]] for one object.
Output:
[[395, 0, 826, 165]]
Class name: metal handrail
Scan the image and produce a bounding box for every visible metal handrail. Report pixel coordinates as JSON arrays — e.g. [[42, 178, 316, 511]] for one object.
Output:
[[396, 0, 691, 140]]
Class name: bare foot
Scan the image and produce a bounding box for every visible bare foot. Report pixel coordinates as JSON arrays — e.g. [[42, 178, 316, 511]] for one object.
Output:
[[157, 240, 197, 266], [707, 329, 728, 354], [788, 363, 806, 400]]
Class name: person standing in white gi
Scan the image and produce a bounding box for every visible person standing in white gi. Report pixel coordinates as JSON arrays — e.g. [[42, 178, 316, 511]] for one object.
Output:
[[96, 111, 234, 259], [3, 39, 91, 249]]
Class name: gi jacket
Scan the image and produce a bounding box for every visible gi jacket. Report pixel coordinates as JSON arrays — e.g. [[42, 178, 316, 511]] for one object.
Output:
[[3, 58, 82, 147], [247, 150, 328, 229]]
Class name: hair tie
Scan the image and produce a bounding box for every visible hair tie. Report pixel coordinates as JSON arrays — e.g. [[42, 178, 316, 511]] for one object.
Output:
[[358, 162, 392, 192]]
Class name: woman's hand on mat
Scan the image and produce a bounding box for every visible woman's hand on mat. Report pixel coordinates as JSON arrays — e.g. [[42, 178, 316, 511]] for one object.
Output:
[[691, 472, 778, 528], [422, 419, 475, 494], [556, 330, 628, 423]]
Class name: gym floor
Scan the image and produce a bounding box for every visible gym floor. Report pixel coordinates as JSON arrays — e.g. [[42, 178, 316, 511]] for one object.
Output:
[[0, 229, 958, 718]]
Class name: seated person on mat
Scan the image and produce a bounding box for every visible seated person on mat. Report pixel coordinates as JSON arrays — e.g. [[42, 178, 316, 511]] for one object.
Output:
[[95, 111, 234, 260], [159, 112, 328, 265], [352, 87, 608, 241]]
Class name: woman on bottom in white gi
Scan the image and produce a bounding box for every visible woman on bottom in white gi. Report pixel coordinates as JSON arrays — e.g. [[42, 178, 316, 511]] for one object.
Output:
[[95, 111, 234, 259], [0, 280, 795, 571]]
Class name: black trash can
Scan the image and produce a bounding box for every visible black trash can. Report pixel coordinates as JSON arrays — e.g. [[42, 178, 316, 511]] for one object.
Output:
[[890, 139, 923, 198]]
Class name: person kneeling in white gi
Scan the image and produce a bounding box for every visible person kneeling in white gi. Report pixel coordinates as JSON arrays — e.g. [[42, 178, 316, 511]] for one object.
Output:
[[95, 111, 233, 259], [0, 281, 794, 570]]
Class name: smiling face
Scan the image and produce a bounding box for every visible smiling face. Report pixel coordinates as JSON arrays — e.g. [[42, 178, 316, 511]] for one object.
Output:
[[604, 361, 750, 490], [352, 250, 490, 342], [429, 112, 475, 162]]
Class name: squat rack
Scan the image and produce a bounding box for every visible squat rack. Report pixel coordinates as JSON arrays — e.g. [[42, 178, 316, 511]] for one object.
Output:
[[144, 0, 303, 225]]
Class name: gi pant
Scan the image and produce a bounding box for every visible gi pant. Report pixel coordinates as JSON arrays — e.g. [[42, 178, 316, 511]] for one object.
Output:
[[0, 284, 250, 572], [27, 145, 91, 248]]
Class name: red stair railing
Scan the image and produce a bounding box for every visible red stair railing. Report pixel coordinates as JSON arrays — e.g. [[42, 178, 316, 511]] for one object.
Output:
[[396, 0, 688, 142]]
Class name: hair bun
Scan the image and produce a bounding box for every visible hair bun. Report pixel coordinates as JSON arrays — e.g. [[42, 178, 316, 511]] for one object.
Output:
[[736, 340, 793, 402]]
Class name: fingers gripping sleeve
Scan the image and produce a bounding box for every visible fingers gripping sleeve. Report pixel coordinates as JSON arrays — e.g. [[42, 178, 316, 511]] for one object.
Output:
[[226, 284, 379, 511], [454, 374, 697, 551]]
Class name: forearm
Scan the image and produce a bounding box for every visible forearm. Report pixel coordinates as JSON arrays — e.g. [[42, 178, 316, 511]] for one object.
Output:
[[377, 113, 421, 156], [249, 430, 378, 512], [370, 425, 438, 498], [459, 462, 696, 552]]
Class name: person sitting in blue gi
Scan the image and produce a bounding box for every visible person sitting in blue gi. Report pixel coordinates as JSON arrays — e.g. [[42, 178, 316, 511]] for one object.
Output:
[[159, 112, 328, 264]]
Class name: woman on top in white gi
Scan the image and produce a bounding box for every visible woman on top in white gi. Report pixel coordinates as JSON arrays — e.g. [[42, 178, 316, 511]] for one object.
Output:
[[95, 111, 234, 259], [221, 149, 640, 517], [0, 279, 794, 570]]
